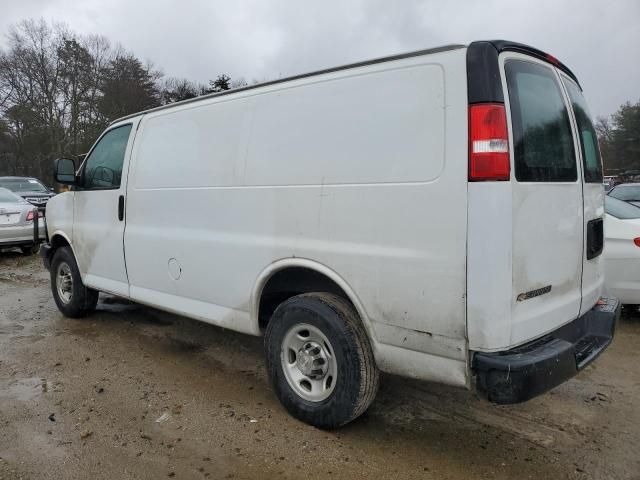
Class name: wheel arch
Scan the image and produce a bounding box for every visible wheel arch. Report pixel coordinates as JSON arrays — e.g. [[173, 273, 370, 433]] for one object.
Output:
[[48, 231, 83, 273], [251, 258, 375, 340], [50, 231, 72, 249]]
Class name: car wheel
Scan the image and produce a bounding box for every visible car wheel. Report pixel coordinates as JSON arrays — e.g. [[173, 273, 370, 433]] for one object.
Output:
[[50, 246, 99, 318], [264, 292, 379, 428]]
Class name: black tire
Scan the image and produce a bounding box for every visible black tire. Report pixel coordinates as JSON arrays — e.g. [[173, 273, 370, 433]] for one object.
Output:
[[50, 246, 99, 318], [264, 292, 379, 428]]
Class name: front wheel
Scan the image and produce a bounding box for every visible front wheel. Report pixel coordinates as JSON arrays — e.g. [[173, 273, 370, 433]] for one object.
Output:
[[50, 246, 98, 318], [264, 293, 379, 428]]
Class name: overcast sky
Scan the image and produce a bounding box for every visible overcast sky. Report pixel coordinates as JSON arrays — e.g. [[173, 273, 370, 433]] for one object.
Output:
[[1, 0, 638, 118]]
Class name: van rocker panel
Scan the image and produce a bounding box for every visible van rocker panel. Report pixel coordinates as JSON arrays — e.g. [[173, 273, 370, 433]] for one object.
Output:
[[472, 296, 619, 404]]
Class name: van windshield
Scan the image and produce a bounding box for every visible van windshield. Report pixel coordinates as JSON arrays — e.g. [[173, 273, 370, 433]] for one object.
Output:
[[605, 196, 640, 219], [561, 77, 603, 183], [505, 60, 577, 182]]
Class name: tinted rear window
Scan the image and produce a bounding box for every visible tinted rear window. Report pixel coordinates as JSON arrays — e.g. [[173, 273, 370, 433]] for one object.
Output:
[[505, 60, 577, 182], [562, 77, 603, 183]]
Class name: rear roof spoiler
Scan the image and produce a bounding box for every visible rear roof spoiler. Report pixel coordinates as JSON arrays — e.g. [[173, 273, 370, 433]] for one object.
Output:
[[467, 40, 581, 104]]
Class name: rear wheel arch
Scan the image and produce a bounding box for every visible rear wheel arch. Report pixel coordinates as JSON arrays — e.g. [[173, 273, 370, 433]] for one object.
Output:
[[252, 259, 374, 338]]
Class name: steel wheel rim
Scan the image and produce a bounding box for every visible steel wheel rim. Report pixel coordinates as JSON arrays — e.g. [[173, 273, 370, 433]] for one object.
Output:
[[56, 262, 73, 304], [281, 323, 338, 402]]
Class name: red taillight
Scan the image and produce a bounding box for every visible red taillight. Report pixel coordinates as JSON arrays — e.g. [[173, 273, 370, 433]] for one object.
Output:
[[634, 238, 640, 247], [26, 210, 35, 221], [469, 103, 510, 181]]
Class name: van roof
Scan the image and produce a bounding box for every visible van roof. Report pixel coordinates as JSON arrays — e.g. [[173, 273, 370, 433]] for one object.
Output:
[[111, 40, 579, 125]]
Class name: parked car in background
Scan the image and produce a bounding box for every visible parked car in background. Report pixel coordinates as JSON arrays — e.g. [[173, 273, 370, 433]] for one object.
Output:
[[603, 176, 616, 192], [618, 170, 640, 183], [608, 183, 640, 207], [0, 187, 45, 255], [0, 176, 56, 209], [603, 196, 640, 305]]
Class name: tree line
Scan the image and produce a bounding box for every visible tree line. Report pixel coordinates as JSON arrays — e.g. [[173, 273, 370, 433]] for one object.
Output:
[[1, 18, 638, 185], [596, 101, 640, 175], [0, 19, 247, 185]]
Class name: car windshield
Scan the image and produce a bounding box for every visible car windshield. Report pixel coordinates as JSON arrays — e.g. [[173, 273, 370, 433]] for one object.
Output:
[[0, 178, 48, 193], [605, 196, 640, 220], [0, 187, 24, 203], [609, 184, 640, 202]]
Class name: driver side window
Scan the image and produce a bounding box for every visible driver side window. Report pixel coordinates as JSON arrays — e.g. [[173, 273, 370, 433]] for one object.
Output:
[[83, 124, 133, 190]]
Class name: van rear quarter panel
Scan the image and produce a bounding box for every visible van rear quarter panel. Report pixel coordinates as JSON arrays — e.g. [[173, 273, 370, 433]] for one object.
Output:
[[124, 49, 469, 385]]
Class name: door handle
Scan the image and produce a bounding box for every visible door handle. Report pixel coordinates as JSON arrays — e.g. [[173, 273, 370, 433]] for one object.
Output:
[[118, 195, 125, 221]]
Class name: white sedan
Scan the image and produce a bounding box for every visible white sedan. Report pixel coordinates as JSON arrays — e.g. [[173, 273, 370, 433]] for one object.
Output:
[[0, 187, 44, 254], [608, 183, 640, 207], [604, 196, 640, 304]]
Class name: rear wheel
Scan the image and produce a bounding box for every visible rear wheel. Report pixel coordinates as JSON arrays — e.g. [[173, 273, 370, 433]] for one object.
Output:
[[264, 293, 379, 428], [50, 246, 98, 318]]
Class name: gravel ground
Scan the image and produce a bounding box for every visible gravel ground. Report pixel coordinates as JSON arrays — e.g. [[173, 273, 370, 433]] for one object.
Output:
[[0, 252, 638, 480]]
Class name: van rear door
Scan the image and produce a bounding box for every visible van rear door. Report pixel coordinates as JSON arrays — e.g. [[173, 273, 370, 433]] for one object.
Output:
[[467, 42, 606, 353], [501, 54, 585, 346], [559, 75, 605, 316]]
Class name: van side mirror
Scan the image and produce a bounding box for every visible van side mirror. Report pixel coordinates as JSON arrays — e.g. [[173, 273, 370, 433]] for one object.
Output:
[[54, 158, 77, 185]]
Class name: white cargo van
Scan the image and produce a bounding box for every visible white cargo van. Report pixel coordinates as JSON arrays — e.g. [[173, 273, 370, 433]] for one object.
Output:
[[43, 40, 619, 428]]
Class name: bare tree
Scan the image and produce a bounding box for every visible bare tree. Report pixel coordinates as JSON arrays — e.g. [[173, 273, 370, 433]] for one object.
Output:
[[0, 18, 256, 182], [160, 77, 206, 104], [231, 77, 248, 89], [0, 19, 163, 181], [0, 19, 67, 180]]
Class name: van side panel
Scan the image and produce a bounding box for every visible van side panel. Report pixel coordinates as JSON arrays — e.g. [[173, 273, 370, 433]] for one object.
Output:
[[124, 49, 470, 386], [132, 100, 250, 189], [244, 65, 444, 185]]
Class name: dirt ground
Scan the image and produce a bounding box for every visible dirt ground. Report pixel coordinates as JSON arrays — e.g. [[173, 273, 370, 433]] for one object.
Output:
[[0, 252, 638, 480]]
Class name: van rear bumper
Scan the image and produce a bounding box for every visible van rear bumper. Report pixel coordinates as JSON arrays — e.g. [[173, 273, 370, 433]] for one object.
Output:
[[472, 297, 620, 404]]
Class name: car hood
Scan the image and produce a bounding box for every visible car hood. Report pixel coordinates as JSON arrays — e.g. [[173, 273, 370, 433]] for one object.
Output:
[[14, 191, 53, 196]]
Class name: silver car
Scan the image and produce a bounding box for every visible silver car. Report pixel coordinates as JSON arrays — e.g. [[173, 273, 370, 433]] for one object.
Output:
[[0, 176, 56, 209], [0, 187, 45, 254]]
